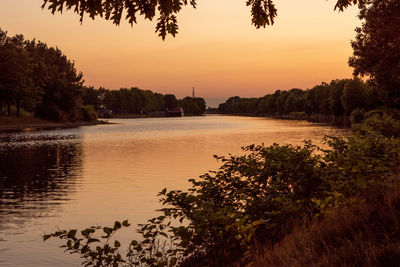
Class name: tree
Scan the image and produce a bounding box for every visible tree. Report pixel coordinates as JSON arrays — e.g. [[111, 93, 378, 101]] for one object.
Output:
[[0, 29, 33, 116], [26, 40, 84, 121], [341, 78, 368, 115], [349, 0, 400, 106], [41, 0, 365, 40], [164, 94, 179, 109], [328, 79, 348, 117]]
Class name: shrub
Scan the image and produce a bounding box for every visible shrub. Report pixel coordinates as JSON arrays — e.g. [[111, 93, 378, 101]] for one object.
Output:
[[44, 112, 400, 266], [80, 105, 98, 122], [350, 108, 364, 124]]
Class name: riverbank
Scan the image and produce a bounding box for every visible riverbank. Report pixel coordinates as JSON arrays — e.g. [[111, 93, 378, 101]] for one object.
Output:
[[221, 112, 351, 127], [0, 116, 109, 133]]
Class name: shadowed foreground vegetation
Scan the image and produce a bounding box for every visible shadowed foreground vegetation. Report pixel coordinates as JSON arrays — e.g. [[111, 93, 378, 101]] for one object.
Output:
[[252, 180, 400, 266]]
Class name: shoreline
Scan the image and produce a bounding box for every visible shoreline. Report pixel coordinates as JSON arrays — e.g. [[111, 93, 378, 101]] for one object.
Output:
[[220, 113, 351, 127], [0, 120, 109, 133]]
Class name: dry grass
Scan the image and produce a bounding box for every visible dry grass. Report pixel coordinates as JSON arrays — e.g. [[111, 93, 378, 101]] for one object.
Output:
[[250, 179, 400, 267]]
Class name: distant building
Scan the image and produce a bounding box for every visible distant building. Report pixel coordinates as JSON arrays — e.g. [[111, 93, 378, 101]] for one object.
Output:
[[166, 107, 184, 117]]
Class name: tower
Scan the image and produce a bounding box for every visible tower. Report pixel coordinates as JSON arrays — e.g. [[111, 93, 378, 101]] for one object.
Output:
[[192, 86, 196, 98]]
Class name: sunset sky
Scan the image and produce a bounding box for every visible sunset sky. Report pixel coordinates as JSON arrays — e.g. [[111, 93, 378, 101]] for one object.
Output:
[[0, 0, 360, 106]]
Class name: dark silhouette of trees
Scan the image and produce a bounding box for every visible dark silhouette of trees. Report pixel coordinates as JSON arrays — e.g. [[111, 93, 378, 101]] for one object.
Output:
[[328, 79, 348, 117], [0, 30, 34, 116], [349, 0, 400, 106], [41, 0, 366, 39], [164, 94, 179, 109], [180, 97, 206, 115], [25, 40, 84, 121], [218, 78, 380, 119], [0, 28, 87, 121], [89, 88, 206, 116], [341, 78, 368, 115]]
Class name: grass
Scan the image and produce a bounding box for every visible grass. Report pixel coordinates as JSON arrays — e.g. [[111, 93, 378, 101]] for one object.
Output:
[[251, 176, 400, 267]]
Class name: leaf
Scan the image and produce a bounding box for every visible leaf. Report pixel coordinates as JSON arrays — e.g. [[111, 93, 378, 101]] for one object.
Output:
[[122, 220, 130, 227], [114, 240, 121, 248], [103, 227, 113, 235], [114, 221, 122, 230], [67, 229, 77, 238]]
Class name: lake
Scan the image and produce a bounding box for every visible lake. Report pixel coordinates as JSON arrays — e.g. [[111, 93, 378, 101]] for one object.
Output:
[[0, 115, 335, 266]]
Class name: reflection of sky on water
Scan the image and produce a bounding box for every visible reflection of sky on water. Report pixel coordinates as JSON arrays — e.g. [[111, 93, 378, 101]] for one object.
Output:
[[0, 115, 336, 266]]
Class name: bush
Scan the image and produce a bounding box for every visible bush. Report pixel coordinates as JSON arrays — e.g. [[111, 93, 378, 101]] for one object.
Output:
[[44, 113, 400, 266], [80, 105, 98, 122], [350, 108, 364, 124], [354, 110, 400, 138]]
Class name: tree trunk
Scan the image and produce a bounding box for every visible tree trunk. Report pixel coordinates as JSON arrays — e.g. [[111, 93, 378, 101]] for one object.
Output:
[[7, 104, 10, 116]]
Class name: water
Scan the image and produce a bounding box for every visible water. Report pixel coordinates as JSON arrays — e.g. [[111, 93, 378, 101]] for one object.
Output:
[[0, 115, 335, 266]]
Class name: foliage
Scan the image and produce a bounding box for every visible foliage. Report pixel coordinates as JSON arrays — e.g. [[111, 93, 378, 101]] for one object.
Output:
[[350, 108, 363, 124], [163, 95, 179, 110], [80, 105, 98, 122], [179, 97, 206, 115], [43, 220, 131, 266], [45, 113, 400, 266], [218, 78, 375, 120], [353, 110, 400, 138], [0, 29, 35, 116], [349, 0, 400, 106], [41, 0, 368, 39], [0, 28, 86, 121]]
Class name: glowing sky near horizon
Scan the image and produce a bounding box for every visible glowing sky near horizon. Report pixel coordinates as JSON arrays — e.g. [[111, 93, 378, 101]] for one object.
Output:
[[0, 0, 360, 106]]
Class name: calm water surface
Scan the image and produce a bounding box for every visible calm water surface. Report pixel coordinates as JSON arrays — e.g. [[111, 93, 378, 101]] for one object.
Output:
[[0, 115, 335, 266]]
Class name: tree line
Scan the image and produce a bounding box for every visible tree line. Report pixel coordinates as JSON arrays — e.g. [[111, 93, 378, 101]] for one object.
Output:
[[0, 28, 206, 121], [83, 86, 206, 116], [0, 28, 87, 121], [218, 78, 382, 121]]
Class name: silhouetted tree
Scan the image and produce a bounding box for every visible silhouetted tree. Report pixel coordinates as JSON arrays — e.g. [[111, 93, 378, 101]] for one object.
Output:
[[180, 97, 206, 115], [0, 29, 34, 116], [25, 40, 84, 121], [341, 78, 368, 115], [164, 94, 179, 109], [329, 79, 348, 117], [349, 0, 400, 106]]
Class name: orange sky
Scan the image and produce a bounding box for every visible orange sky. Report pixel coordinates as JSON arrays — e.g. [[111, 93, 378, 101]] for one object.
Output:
[[0, 0, 360, 106]]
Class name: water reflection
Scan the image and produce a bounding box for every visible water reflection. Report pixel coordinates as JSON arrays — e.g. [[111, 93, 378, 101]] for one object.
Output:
[[0, 135, 81, 233]]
